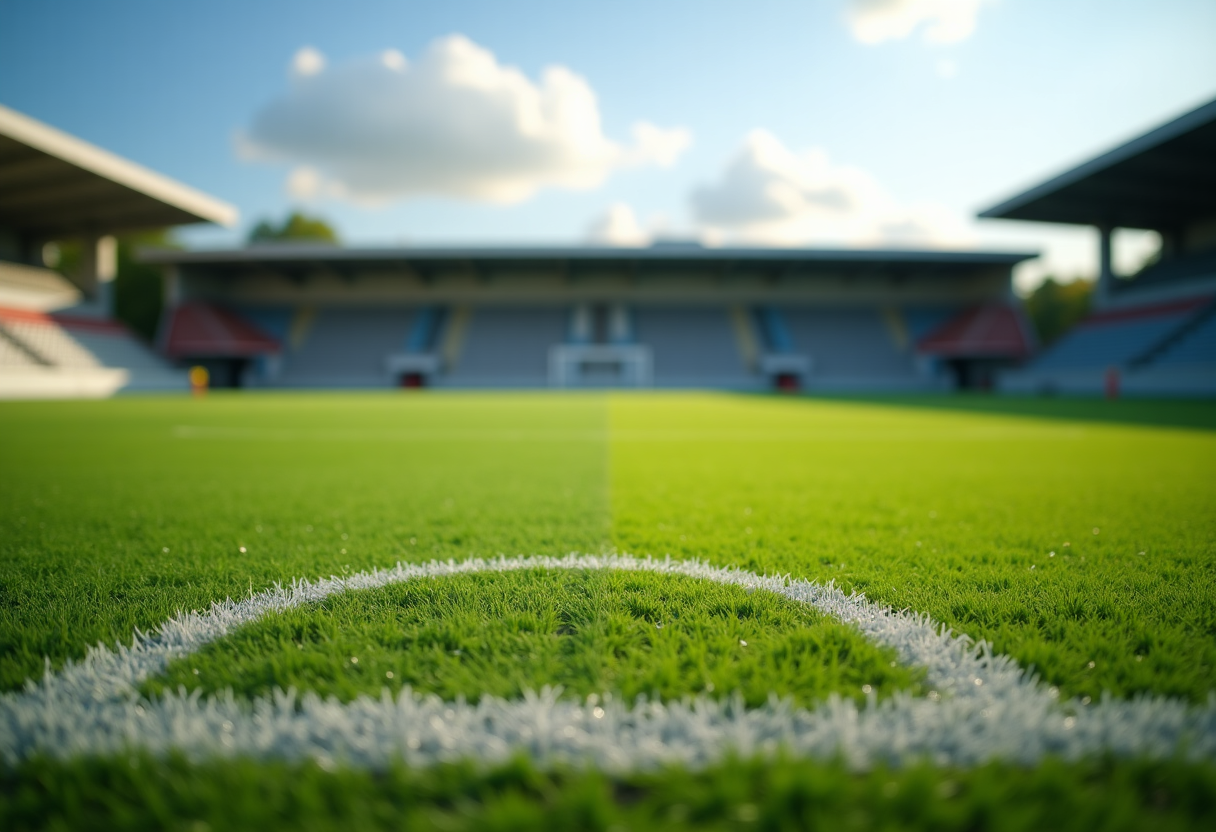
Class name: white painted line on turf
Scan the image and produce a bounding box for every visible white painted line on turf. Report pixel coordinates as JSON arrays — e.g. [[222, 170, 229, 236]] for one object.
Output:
[[2, 555, 1213, 771], [171, 425, 1087, 443]]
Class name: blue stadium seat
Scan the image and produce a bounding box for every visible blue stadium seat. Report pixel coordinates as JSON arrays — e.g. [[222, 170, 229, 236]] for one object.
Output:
[[1150, 312, 1216, 367], [1030, 313, 1194, 371]]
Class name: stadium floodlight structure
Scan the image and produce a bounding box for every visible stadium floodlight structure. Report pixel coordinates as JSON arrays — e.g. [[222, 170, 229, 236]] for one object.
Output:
[[0, 103, 238, 316], [141, 244, 1037, 391], [979, 97, 1216, 306]]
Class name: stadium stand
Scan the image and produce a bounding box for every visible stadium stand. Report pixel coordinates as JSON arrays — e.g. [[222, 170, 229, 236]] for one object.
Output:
[[1031, 299, 1209, 371], [904, 307, 962, 341], [441, 306, 566, 387], [275, 307, 417, 388], [0, 306, 185, 396], [142, 246, 1036, 391], [0, 103, 235, 397], [632, 307, 751, 388], [1146, 303, 1216, 368], [780, 307, 919, 388], [983, 97, 1216, 396]]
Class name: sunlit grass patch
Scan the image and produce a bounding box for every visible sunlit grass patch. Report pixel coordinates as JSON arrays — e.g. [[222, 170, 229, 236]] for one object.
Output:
[[0, 393, 608, 691], [2, 391, 1215, 829], [609, 394, 1216, 703]]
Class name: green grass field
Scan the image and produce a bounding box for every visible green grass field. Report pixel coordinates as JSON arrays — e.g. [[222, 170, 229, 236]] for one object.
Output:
[[2, 392, 1215, 830]]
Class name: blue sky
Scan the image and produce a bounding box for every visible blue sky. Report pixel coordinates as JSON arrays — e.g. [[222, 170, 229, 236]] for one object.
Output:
[[2, 0, 1214, 289]]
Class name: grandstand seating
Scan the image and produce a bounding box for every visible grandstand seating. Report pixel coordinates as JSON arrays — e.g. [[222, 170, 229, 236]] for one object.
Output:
[[1148, 305, 1216, 367], [633, 307, 752, 387], [441, 306, 566, 387], [999, 294, 1216, 396], [781, 307, 918, 384], [1028, 300, 1209, 372], [904, 307, 962, 341], [754, 307, 793, 353], [276, 307, 417, 387], [3, 314, 100, 368], [250, 303, 962, 390], [236, 307, 294, 345], [0, 306, 186, 394], [0, 327, 40, 366], [406, 307, 447, 353]]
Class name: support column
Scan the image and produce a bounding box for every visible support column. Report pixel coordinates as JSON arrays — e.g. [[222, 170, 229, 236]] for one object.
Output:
[[1159, 229, 1178, 260], [77, 234, 118, 317], [1095, 224, 1113, 307]]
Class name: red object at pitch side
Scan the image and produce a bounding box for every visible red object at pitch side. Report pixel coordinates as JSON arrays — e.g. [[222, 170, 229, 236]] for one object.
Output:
[[162, 302, 280, 358]]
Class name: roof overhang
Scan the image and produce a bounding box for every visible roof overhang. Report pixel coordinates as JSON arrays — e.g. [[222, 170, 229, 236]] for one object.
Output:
[[978, 98, 1216, 229], [0, 103, 238, 238], [140, 244, 1036, 278]]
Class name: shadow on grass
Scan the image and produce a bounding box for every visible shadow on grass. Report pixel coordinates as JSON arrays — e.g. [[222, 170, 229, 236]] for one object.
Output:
[[780, 393, 1216, 432]]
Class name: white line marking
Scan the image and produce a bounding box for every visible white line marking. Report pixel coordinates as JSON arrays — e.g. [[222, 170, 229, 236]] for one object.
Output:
[[2, 555, 1213, 770], [171, 425, 1086, 443]]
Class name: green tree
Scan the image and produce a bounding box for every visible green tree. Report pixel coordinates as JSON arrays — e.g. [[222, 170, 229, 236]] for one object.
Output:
[[114, 230, 176, 343], [1025, 277, 1094, 346], [249, 212, 339, 244]]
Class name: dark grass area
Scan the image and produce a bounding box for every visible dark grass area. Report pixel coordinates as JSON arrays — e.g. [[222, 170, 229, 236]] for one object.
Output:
[[4, 754, 1214, 832]]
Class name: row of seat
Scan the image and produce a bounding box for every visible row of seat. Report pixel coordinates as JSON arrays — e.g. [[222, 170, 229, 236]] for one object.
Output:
[[0, 307, 187, 391], [1025, 299, 1215, 373], [233, 304, 960, 389]]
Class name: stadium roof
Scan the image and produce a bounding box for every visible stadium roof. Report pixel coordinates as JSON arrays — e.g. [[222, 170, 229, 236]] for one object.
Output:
[[0, 103, 238, 237], [978, 97, 1216, 229], [142, 244, 1035, 276]]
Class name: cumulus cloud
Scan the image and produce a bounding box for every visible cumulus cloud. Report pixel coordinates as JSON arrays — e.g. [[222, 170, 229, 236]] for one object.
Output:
[[690, 130, 970, 248], [586, 203, 652, 247], [847, 0, 983, 45], [240, 37, 691, 206]]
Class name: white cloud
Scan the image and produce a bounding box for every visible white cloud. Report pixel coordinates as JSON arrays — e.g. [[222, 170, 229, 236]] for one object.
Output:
[[291, 46, 326, 77], [241, 36, 690, 206], [285, 166, 322, 200], [626, 122, 692, 167], [847, 0, 983, 45], [690, 130, 971, 248], [586, 203, 651, 247]]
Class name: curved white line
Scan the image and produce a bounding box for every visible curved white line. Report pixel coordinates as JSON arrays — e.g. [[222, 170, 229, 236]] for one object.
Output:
[[2, 555, 1213, 770]]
